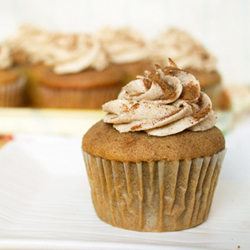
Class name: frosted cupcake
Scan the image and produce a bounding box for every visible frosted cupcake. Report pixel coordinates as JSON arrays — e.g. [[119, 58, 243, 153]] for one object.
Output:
[[38, 32, 123, 109], [0, 43, 26, 107], [82, 59, 226, 232], [7, 25, 124, 109], [150, 28, 222, 109], [95, 27, 153, 83], [5, 25, 51, 105]]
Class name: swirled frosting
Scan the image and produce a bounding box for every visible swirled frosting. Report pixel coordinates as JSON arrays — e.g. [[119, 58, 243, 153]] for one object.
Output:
[[0, 44, 12, 69], [95, 27, 150, 64], [150, 28, 217, 72], [42, 33, 109, 74], [6, 24, 109, 74], [103, 58, 217, 136]]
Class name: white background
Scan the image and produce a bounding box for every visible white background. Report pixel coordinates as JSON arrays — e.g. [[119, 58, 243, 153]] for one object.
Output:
[[0, 0, 249, 85]]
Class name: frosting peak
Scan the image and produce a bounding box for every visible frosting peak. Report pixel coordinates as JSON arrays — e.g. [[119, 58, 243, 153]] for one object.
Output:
[[95, 27, 150, 64], [150, 28, 217, 72], [103, 59, 217, 136], [43, 33, 109, 74], [0, 44, 12, 69]]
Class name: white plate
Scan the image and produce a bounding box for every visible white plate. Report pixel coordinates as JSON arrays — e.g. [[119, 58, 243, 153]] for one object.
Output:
[[0, 132, 249, 250]]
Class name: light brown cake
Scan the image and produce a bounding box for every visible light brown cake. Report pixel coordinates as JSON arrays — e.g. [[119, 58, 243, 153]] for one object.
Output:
[[5, 25, 52, 106], [82, 60, 226, 232], [0, 44, 26, 107], [36, 65, 123, 109], [83, 120, 225, 162]]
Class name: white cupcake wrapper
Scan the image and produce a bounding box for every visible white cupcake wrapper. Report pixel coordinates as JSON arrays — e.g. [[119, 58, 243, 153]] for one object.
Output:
[[83, 149, 226, 232], [0, 77, 26, 107]]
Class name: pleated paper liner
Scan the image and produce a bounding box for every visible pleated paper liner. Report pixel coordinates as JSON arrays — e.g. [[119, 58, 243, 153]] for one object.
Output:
[[0, 77, 26, 107], [83, 149, 226, 232]]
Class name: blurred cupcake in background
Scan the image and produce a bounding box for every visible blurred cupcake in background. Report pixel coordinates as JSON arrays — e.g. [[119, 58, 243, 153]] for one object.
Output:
[[0, 43, 26, 107], [150, 28, 222, 109], [217, 85, 250, 114], [6, 25, 124, 109], [215, 84, 250, 133], [38, 32, 123, 109], [5, 25, 51, 105], [95, 27, 153, 83]]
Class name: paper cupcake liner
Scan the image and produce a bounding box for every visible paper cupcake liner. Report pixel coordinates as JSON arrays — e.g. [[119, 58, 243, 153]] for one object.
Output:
[[0, 77, 26, 107], [201, 84, 222, 110], [34, 85, 122, 109], [83, 149, 226, 232]]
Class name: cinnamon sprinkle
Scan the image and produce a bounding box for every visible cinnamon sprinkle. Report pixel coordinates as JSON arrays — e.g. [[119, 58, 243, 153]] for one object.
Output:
[[131, 124, 142, 131], [121, 104, 129, 112], [193, 106, 210, 120], [130, 103, 140, 111], [142, 78, 152, 90], [180, 82, 200, 100], [148, 73, 177, 100]]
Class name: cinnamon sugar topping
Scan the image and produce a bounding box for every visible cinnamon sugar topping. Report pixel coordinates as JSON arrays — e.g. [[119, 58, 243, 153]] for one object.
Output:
[[103, 58, 217, 136], [180, 82, 200, 100]]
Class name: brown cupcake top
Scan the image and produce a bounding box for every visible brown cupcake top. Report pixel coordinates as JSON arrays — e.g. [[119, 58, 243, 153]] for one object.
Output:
[[0, 68, 20, 85], [40, 64, 123, 89], [186, 69, 221, 87], [0, 44, 22, 85], [82, 120, 225, 162]]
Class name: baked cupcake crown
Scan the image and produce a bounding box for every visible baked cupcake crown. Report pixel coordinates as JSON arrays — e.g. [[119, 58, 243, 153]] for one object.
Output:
[[103, 58, 217, 136], [0, 44, 12, 69]]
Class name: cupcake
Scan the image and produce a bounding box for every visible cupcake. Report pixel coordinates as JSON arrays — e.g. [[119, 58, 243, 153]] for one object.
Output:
[[82, 59, 226, 232], [7, 25, 124, 109], [95, 27, 153, 83], [5, 25, 51, 105], [150, 28, 222, 109], [38, 32, 123, 109], [0, 43, 26, 107]]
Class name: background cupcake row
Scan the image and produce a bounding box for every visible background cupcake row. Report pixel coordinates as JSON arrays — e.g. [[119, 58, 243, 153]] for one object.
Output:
[[0, 25, 225, 109]]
